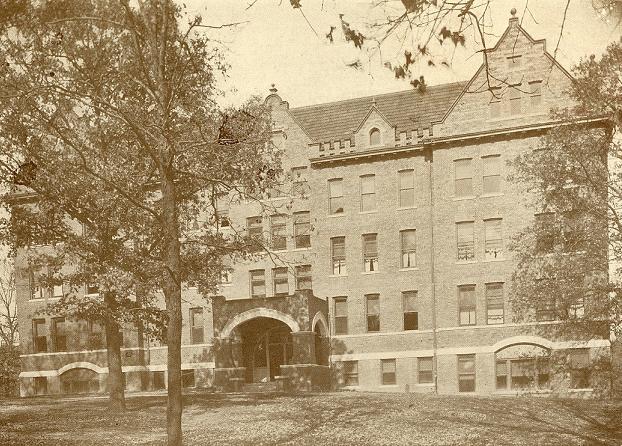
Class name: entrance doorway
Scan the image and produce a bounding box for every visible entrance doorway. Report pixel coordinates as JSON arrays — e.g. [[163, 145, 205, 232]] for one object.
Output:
[[237, 317, 293, 383]]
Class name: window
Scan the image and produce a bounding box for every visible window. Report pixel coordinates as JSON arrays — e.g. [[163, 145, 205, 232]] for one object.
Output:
[[484, 218, 503, 260], [529, 81, 542, 107], [270, 214, 287, 250], [291, 166, 308, 196], [458, 354, 476, 392], [496, 344, 551, 391], [152, 371, 165, 390], [489, 88, 502, 118], [569, 349, 591, 389], [509, 86, 522, 116], [482, 155, 501, 195], [32, 319, 47, 353], [398, 169, 415, 208], [328, 178, 344, 214], [369, 128, 381, 146], [563, 212, 586, 253], [88, 321, 105, 350], [366, 294, 380, 332], [381, 359, 396, 385], [34, 376, 48, 395], [333, 297, 348, 335], [486, 283, 504, 325], [190, 308, 204, 344], [402, 291, 418, 331], [456, 221, 475, 261], [535, 212, 557, 254], [52, 317, 66, 352], [247, 216, 263, 250], [220, 269, 232, 285], [454, 158, 473, 197], [272, 267, 289, 296], [52, 282, 63, 299], [86, 282, 99, 296], [29, 269, 44, 300], [360, 175, 376, 212], [250, 270, 266, 298], [536, 295, 557, 322], [343, 361, 359, 386], [181, 369, 195, 388], [400, 230, 417, 268], [331, 237, 346, 275], [215, 199, 230, 227], [295, 265, 312, 290], [458, 285, 476, 326], [362, 233, 378, 272], [418, 357, 433, 384], [294, 211, 311, 248]]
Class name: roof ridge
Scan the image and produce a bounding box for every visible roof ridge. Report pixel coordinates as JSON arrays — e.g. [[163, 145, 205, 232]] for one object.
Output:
[[289, 81, 468, 112]]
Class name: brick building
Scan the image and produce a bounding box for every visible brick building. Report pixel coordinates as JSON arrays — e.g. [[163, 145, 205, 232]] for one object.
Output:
[[16, 14, 610, 397]]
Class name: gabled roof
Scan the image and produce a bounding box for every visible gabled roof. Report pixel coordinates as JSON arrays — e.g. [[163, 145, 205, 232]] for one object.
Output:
[[288, 82, 466, 143]]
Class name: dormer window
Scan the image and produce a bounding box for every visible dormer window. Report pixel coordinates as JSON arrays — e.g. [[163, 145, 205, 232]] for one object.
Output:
[[369, 128, 381, 146]]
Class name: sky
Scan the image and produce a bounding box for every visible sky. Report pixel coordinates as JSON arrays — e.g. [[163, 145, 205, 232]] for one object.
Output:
[[184, 0, 621, 108]]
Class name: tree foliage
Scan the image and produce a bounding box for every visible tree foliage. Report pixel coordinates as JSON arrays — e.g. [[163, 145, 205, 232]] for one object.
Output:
[[0, 0, 280, 443], [509, 41, 622, 342]]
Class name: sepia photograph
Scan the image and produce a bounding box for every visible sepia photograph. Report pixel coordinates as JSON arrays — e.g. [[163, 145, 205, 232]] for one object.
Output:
[[0, 0, 621, 444]]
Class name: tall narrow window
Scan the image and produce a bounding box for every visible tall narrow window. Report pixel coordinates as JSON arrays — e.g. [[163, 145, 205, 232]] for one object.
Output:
[[328, 178, 344, 214], [272, 267, 289, 296], [366, 294, 380, 332], [418, 357, 433, 384], [32, 319, 47, 353], [489, 88, 502, 118], [331, 237, 346, 275], [400, 230, 417, 268], [509, 86, 522, 116], [486, 283, 504, 325], [535, 212, 557, 254], [456, 221, 475, 261], [294, 211, 311, 248], [247, 216, 263, 251], [398, 169, 415, 208], [458, 285, 476, 326], [363, 234, 378, 272], [295, 265, 312, 290], [270, 214, 287, 250], [52, 282, 63, 299], [454, 159, 473, 197], [381, 359, 396, 385], [402, 291, 418, 331], [291, 166, 308, 196], [482, 155, 501, 195], [360, 175, 376, 212], [458, 354, 476, 392], [190, 308, 204, 344], [29, 269, 44, 300], [343, 361, 358, 386], [52, 317, 66, 352], [369, 128, 381, 146], [569, 349, 591, 389], [484, 218, 503, 260], [529, 81, 542, 107], [215, 199, 230, 227], [250, 269, 266, 298], [536, 295, 557, 322], [88, 321, 105, 350], [334, 297, 348, 335]]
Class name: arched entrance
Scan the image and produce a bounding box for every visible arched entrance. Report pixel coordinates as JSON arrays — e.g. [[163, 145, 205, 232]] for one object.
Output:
[[60, 368, 100, 394], [235, 317, 293, 383]]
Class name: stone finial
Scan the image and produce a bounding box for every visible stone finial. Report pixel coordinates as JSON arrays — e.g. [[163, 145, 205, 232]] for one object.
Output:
[[510, 7, 517, 16], [269, 84, 278, 94], [372, 97, 376, 106]]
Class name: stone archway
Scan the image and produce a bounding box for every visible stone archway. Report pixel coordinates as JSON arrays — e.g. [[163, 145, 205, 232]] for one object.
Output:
[[220, 307, 301, 339]]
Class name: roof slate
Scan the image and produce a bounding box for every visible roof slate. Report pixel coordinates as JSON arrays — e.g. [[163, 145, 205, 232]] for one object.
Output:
[[288, 81, 467, 143]]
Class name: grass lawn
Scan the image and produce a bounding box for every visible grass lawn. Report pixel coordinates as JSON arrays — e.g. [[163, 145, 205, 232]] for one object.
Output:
[[0, 391, 621, 445]]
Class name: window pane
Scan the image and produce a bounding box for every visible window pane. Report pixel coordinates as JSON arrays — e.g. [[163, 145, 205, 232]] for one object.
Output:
[[360, 175, 376, 212], [363, 234, 378, 272], [273, 267, 289, 295], [483, 155, 500, 176], [459, 286, 476, 326], [295, 265, 312, 290], [457, 222, 475, 261], [485, 219, 503, 260], [418, 357, 433, 383], [509, 87, 522, 115], [366, 294, 380, 332], [402, 291, 417, 312], [486, 283, 504, 324], [381, 359, 396, 385], [369, 128, 381, 146], [329, 179, 344, 214], [335, 298, 347, 317], [399, 170, 415, 207], [399, 169, 414, 189], [294, 212, 311, 248], [454, 159, 472, 179]]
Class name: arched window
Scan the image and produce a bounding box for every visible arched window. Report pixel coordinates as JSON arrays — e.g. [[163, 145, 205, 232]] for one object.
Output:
[[495, 344, 550, 391], [369, 128, 381, 146]]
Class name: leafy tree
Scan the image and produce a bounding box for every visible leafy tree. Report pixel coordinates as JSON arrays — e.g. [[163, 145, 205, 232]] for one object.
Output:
[[509, 41, 621, 393], [0, 1, 279, 444], [0, 259, 17, 349]]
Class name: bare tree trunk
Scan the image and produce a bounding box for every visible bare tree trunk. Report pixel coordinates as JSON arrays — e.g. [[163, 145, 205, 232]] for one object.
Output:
[[104, 291, 126, 412], [161, 172, 183, 446]]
